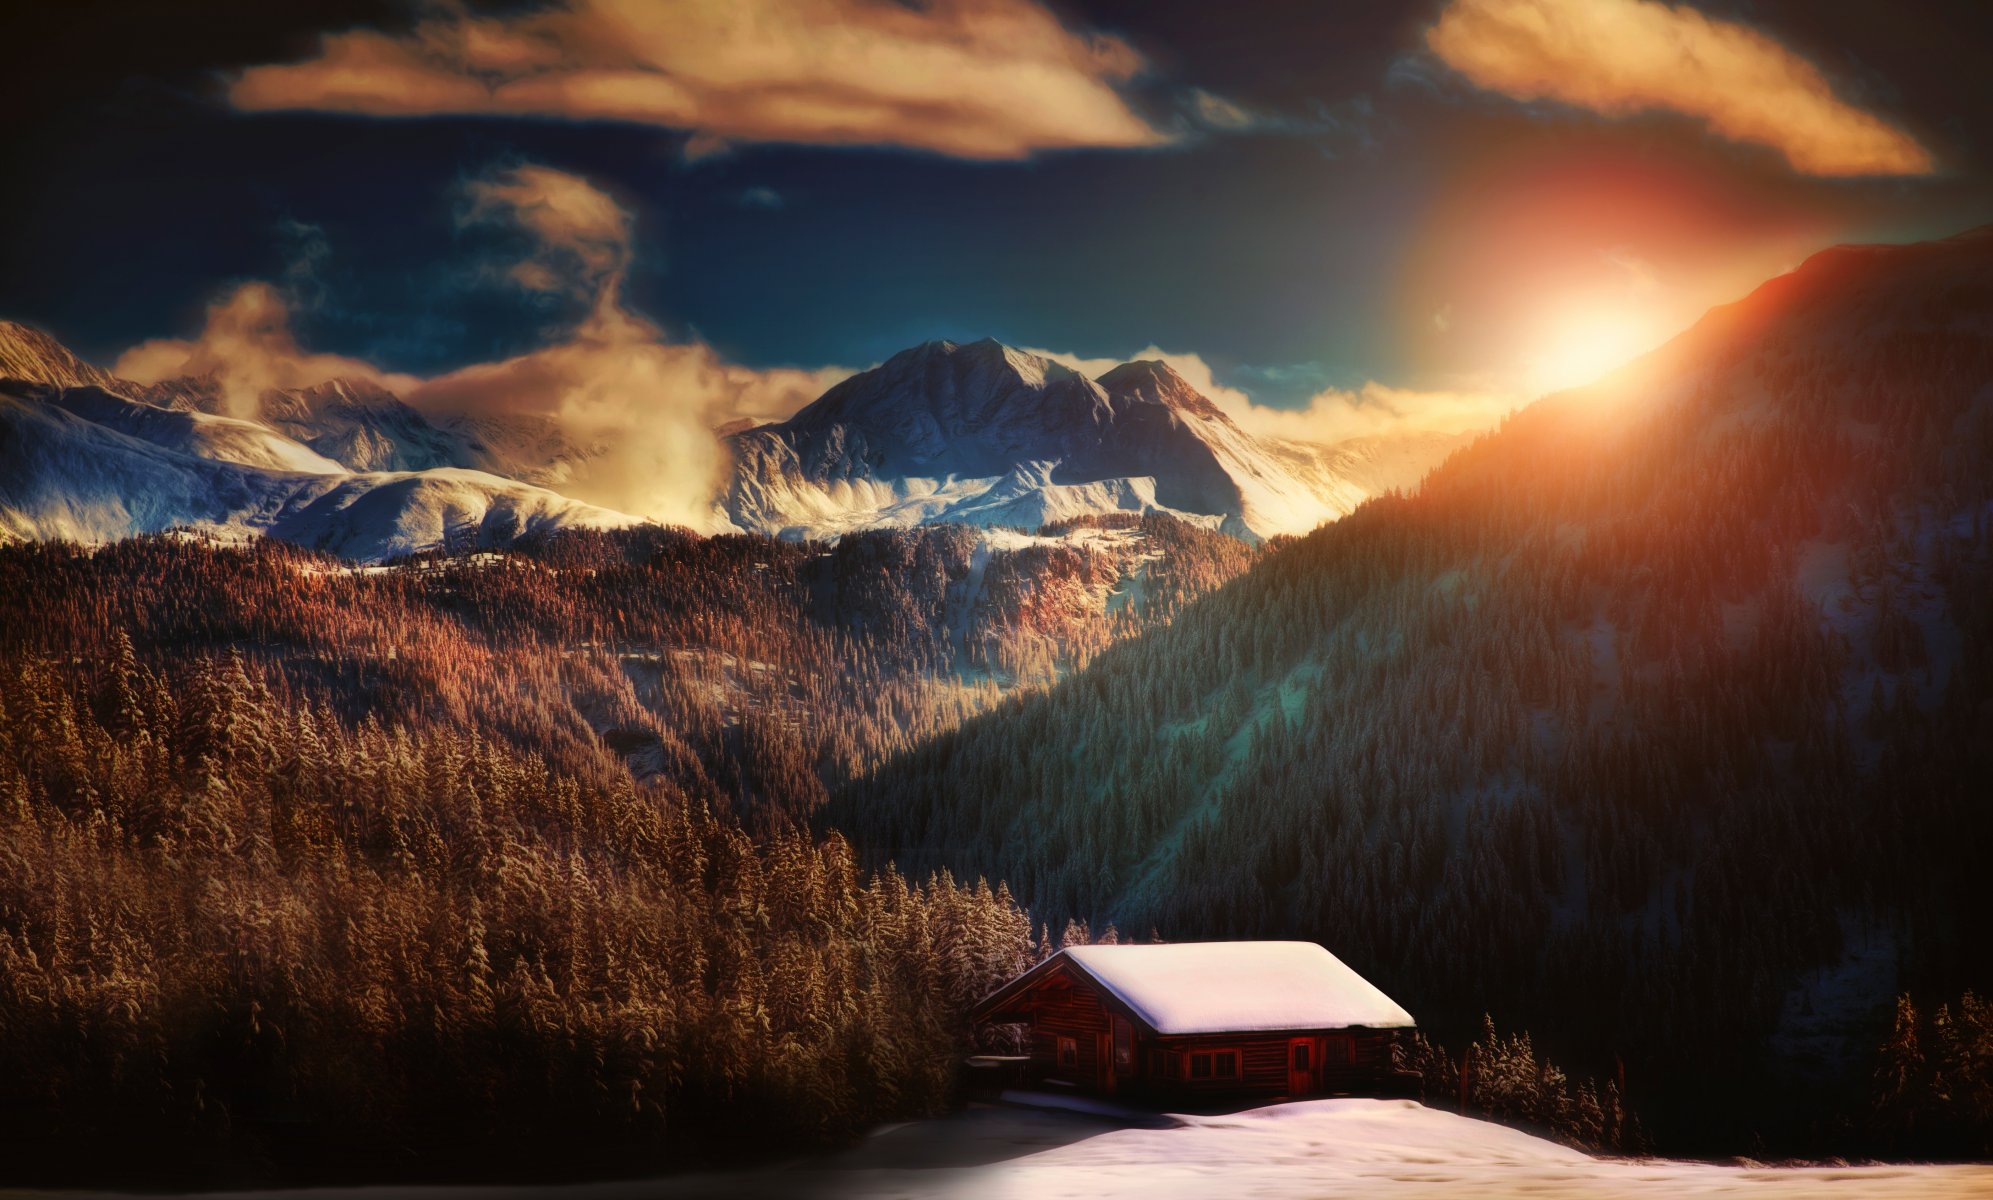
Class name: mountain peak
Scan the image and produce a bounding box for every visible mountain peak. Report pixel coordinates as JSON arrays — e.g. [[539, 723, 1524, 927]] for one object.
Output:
[[289, 376, 412, 411], [723, 333, 1401, 540], [892, 336, 1069, 380], [0, 319, 119, 392], [1097, 358, 1229, 421], [1098, 357, 1187, 387]]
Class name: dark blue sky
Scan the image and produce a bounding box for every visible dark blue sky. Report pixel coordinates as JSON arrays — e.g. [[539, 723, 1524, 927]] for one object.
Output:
[[2, 0, 1987, 409]]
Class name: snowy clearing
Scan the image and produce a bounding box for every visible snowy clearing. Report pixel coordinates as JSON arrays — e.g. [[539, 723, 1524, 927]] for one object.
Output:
[[25, 1099, 1991, 1200]]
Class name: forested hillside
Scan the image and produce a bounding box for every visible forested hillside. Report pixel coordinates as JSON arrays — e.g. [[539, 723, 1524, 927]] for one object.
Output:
[[832, 229, 1993, 1150], [0, 514, 1251, 830], [0, 644, 1035, 1183], [0, 514, 1250, 1181]]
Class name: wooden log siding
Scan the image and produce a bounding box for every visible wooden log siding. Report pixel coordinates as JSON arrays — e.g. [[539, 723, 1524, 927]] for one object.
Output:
[[1144, 1031, 1398, 1093], [1014, 968, 1113, 1086]]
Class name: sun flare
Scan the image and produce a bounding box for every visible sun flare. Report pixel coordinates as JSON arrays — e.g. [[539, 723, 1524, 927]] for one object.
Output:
[[1525, 306, 1665, 395]]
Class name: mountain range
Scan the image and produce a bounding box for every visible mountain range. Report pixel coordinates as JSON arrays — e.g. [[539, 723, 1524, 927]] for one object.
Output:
[[0, 323, 1464, 559]]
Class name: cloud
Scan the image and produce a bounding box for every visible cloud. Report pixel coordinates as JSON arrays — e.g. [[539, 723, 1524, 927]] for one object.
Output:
[[112, 282, 420, 418], [736, 186, 784, 211], [408, 304, 844, 529], [1185, 89, 1261, 133], [408, 164, 847, 527], [115, 165, 849, 530], [460, 162, 635, 297], [1175, 88, 1381, 159], [1424, 0, 1934, 177], [1244, 380, 1516, 444], [227, 0, 1169, 160], [1600, 245, 1660, 297], [1029, 345, 1513, 445]]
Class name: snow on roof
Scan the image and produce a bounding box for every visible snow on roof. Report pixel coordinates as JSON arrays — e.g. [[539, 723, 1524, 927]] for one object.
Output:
[[1060, 941, 1414, 1034]]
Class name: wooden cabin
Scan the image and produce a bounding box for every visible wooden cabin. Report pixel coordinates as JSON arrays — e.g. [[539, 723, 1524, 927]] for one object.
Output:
[[970, 940, 1417, 1102]]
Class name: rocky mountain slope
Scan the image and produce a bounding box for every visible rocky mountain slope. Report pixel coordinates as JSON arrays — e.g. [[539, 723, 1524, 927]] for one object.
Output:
[[722, 339, 1457, 540]]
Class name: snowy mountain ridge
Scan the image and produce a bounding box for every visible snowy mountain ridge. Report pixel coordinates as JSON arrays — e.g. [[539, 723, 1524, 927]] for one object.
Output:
[[0, 320, 1462, 559], [722, 338, 1460, 541], [0, 324, 643, 562]]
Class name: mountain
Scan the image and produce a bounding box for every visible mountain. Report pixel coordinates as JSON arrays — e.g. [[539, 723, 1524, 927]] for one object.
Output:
[[2, 320, 1459, 556], [0, 321, 638, 560], [721, 339, 1457, 540], [831, 227, 1993, 1148], [38, 383, 346, 474], [154, 371, 600, 485], [0, 381, 640, 559], [253, 377, 475, 473], [0, 320, 122, 390]]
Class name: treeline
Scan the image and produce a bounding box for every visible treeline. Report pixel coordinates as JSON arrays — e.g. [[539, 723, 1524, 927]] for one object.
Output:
[[1871, 992, 1993, 1159], [831, 242, 1993, 1152], [0, 645, 1035, 1184], [1403, 1017, 1643, 1154]]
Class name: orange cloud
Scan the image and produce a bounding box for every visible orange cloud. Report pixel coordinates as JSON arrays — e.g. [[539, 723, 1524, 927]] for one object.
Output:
[[461, 162, 635, 296], [112, 282, 419, 418], [1425, 0, 1934, 177], [413, 164, 848, 529], [229, 0, 1168, 159], [116, 166, 850, 530], [409, 305, 844, 530]]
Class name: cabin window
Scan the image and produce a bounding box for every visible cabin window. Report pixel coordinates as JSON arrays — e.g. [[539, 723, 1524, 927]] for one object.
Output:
[[1148, 1048, 1176, 1079], [1188, 1052, 1211, 1079], [1057, 1036, 1078, 1070], [1187, 1050, 1240, 1081], [1292, 1042, 1311, 1070]]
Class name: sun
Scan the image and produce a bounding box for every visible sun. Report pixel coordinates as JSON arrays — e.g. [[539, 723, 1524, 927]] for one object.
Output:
[[1525, 305, 1665, 396]]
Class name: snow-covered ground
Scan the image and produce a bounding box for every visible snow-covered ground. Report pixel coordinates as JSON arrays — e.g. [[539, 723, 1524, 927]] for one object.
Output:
[[26, 1099, 1991, 1200]]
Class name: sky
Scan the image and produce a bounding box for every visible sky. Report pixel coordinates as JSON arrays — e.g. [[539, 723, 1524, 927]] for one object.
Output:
[[2, 0, 1989, 435]]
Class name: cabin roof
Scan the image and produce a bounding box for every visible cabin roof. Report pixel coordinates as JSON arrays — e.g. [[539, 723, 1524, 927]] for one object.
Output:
[[974, 940, 1416, 1035]]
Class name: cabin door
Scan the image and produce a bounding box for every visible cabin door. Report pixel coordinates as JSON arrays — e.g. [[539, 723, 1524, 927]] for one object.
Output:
[[1097, 1033, 1117, 1093], [1288, 1037, 1318, 1096]]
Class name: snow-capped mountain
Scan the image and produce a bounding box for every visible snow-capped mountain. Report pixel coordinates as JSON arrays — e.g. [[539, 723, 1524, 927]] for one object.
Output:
[[0, 321, 639, 561], [0, 320, 1459, 558], [0, 321, 122, 391], [0, 383, 639, 560], [721, 339, 1458, 540], [152, 370, 599, 486], [39, 384, 347, 474]]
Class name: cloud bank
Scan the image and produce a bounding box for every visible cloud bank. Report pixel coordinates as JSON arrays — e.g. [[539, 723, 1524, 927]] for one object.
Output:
[[117, 164, 848, 531], [229, 0, 1169, 160], [415, 163, 847, 528], [113, 282, 420, 418], [1425, 0, 1934, 177], [1031, 345, 1514, 445]]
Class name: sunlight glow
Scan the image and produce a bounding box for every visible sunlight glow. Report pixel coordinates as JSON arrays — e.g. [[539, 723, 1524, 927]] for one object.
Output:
[[1525, 306, 1667, 395]]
